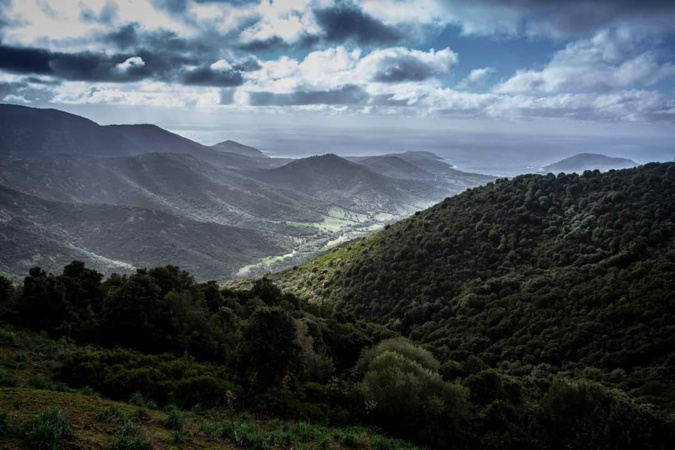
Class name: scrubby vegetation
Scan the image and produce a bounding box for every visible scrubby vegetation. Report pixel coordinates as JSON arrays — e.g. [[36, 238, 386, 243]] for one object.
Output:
[[1, 162, 675, 448]]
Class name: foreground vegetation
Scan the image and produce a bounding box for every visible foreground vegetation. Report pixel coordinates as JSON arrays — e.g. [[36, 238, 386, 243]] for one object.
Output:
[[1, 162, 675, 448]]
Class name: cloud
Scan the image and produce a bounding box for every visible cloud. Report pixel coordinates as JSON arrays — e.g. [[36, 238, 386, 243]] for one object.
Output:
[[0, 44, 155, 82], [0, 43, 249, 86], [429, 0, 675, 38], [314, 3, 401, 45], [457, 67, 494, 90], [493, 30, 675, 94], [244, 46, 456, 97], [182, 63, 244, 87], [247, 84, 368, 105], [360, 47, 457, 83]]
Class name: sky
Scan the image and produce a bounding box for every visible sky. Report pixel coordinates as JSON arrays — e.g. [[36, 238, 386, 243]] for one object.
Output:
[[1, 0, 675, 170]]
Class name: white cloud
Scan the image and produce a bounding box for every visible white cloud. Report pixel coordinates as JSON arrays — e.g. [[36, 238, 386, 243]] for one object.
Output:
[[239, 0, 329, 45], [210, 59, 233, 71], [493, 30, 675, 94], [244, 46, 456, 96], [2, 94, 31, 104], [116, 56, 145, 72], [457, 67, 494, 90]]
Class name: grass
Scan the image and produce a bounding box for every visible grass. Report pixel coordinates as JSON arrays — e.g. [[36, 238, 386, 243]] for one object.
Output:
[[26, 407, 73, 449]]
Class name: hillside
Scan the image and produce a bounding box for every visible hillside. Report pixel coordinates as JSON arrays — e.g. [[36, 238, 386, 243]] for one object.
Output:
[[0, 153, 326, 225], [212, 140, 268, 158], [543, 153, 638, 173], [350, 151, 492, 187], [244, 154, 463, 214], [354, 155, 436, 180], [0, 325, 417, 450], [0, 185, 289, 280], [277, 163, 675, 412]]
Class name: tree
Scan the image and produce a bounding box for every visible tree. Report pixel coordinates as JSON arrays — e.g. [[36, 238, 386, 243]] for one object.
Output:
[[243, 307, 300, 389]]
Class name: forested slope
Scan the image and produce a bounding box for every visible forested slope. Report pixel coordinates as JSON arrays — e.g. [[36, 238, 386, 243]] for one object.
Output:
[[278, 162, 675, 410]]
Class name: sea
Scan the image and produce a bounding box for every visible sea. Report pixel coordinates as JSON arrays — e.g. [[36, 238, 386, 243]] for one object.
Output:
[[164, 123, 675, 178]]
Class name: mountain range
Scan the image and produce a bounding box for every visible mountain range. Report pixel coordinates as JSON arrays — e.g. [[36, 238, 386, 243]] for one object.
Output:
[[0, 105, 494, 279]]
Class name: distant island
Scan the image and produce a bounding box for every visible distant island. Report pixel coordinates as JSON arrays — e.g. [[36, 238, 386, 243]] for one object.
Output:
[[211, 140, 268, 158], [543, 153, 638, 173]]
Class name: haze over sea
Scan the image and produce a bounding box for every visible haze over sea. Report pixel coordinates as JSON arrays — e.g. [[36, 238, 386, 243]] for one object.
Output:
[[166, 122, 675, 178]]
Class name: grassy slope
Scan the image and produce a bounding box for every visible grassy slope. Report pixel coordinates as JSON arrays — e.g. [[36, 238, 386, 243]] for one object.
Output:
[[0, 328, 420, 450]]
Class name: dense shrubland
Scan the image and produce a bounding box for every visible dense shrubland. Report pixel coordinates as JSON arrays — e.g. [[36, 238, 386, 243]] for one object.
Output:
[[279, 163, 675, 412], [2, 162, 675, 448]]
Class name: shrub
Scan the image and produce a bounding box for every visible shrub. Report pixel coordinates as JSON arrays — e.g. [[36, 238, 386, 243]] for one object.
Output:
[[356, 338, 440, 375], [199, 420, 221, 438], [129, 392, 145, 406], [0, 411, 10, 436], [28, 374, 67, 392], [0, 370, 19, 387], [164, 407, 185, 430], [26, 408, 73, 450], [97, 406, 125, 423], [170, 429, 189, 444], [133, 409, 150, 423], [110, 436, 150, 450]]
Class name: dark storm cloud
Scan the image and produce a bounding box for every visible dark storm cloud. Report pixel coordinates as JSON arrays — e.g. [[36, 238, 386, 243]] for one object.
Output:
[[182, 65, 244, 87], [372, 54, 447, 83], [248, 85, 369, 106], [448, 0, 675, 35], [0, 44, 245, 86], [0, 45, 150, 82], [103, 23, 216, 56], [314, 3, 402, 46]]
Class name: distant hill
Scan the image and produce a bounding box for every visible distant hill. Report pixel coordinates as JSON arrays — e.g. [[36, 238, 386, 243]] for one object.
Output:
[[0, 185, 287, 280], [348, 151, 492, 187], [243, 154, 459, 214], [278, 162, 675, 412], [212, 140, 267, 158], [0, 153, 325, 225], [543, 153, 638, 173], [354, 155, 436, 180], [0, 104, 284, 172]]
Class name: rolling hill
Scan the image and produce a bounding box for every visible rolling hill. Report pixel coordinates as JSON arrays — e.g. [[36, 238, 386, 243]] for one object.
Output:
[[349, 151, 492, 187], [0, 104, 277, 172], [0, 184, 288, 280], [243, 153, 469, 214], [543, 153, 638, 173], [0, 153, 326, 225], [277, 162, 675, 411]]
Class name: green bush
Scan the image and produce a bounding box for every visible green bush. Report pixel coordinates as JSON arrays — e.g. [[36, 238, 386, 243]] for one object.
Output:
[[28, 374, 67, 392], [0, 411, 10, 436], [163, 407, 185, 431], [0, 370, 19, 387], [26, 408, 73, 450]]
